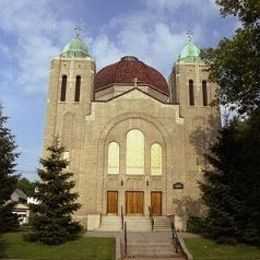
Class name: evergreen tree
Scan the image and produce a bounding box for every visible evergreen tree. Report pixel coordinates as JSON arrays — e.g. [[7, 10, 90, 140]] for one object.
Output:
[[26, 138, 81, 245], [0, 105, 19, 232], [17, 177, 37, 197], [200, 110, 260, 245]]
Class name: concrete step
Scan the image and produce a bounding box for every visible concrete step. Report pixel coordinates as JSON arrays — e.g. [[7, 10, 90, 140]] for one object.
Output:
[[124, 257, 185, 260], [126, 248, 180, 258], [153, 216, 172, 231], [97, 215, 122, 231], [124, 231, 185, 259], [125, 216, 152, 232]]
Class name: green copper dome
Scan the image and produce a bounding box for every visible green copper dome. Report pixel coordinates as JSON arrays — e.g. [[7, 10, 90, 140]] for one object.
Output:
[[61, 36, 90, 58], [178, 41, 202, 63]]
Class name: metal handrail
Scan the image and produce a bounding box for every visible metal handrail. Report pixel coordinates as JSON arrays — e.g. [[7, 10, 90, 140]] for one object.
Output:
[[148, 206, 154, 231], [171, 221, 181, 253], [121, 206, 124, 230], [124, 221, 127, 255]]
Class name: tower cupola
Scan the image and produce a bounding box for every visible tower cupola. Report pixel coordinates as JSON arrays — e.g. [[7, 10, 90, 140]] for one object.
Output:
[[61, 35, 90, 58], [178, 41, 202, 63]]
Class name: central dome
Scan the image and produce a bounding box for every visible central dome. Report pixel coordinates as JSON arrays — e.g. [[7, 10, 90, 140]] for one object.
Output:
[[94, 56, 169, 95]]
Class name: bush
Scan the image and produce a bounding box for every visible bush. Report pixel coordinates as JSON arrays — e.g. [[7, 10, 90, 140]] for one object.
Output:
[[187, 216, 205, 234]]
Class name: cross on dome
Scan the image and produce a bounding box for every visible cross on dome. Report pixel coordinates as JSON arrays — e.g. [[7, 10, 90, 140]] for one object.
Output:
[[74, 26, 82, 38], [186, 31, 193, 42]]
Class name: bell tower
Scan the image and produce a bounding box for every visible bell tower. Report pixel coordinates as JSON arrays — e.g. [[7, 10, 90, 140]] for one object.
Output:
[[43, 33, 96, 168], [169, 35, 221, 219]]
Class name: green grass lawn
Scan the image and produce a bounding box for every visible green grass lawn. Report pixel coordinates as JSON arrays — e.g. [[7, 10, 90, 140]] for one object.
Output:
[[0, 231, 115, 259], [184, 236, 260, 260]]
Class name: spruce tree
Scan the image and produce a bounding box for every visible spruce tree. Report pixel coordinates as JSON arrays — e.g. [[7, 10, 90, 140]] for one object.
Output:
[[0, 105, 19, 232], [26, 138, 81, 245], [200, 112, 260, 245], [200, 122, 241, 244]]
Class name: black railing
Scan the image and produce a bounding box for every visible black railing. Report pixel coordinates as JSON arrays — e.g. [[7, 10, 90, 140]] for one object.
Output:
[[121, 206, 124, 230], [148, 206, 154, 231], [171, 220, 181, 253], [124, 221, 127, 255]]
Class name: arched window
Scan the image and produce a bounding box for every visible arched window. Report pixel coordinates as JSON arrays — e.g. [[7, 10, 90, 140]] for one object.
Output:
[[108, 142, 119, 174], [74, 75, 81, 102], [151, 143, 162, 175], [189, 79, 194, 106], [126, 129, 144, 175], [202, 80, 208, 106], [60, 75, 67, 102]]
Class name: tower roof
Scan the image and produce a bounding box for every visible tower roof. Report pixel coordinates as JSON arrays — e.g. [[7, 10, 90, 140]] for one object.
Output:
[[178, 41, 203, 63], [61, 36, 90, 58]]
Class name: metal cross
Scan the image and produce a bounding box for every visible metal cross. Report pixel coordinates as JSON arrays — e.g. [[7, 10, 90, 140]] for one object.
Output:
[[186, 31, 193, 42], [74, 26, 82, 37]]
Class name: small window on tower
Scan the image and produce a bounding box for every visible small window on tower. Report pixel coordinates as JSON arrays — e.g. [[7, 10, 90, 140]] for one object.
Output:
[[189, 79, 195, 106], [75, 75, 81, 102], [202, 80, 208, 106], [60, 75, 67, 102]]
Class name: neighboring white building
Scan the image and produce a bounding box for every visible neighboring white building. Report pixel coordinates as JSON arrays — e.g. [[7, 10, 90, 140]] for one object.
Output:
[[11, 189, 30, 225]]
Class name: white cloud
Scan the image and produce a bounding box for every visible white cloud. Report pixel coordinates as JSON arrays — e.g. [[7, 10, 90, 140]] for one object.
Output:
[[0, 0, 75, 94], [90, 35, 123, 70]]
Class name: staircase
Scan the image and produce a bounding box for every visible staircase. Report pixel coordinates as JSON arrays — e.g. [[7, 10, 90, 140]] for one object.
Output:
[[97, 215, 121, 231], [125, 216, 152, 232], [153, 216, 172, 231], [125, 231, 185, 259]]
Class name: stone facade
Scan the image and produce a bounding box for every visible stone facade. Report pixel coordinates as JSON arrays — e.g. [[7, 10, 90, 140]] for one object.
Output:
[[43, 38, 220, 230]]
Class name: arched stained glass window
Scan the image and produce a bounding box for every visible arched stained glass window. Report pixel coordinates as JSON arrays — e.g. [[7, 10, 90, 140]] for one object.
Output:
[[189, 79, 194, 106], [151, 143, 162, 175], [202, 80, 208, 106], [74, 75, 81, 102], [108, 142, 119, 174], [126, 129, 144, 175], [60, 75, 67, 102]]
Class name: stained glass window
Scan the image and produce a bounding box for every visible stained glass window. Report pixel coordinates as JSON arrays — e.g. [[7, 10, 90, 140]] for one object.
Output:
[[126, 129, 144, 175], [108, 142, 119, 174]]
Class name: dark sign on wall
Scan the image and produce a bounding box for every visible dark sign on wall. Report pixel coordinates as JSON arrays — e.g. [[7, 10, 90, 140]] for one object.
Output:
[[173, 182, 184, 189]]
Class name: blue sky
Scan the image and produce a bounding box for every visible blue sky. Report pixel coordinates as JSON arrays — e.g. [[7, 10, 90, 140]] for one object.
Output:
[[0, 0, 238, 181]]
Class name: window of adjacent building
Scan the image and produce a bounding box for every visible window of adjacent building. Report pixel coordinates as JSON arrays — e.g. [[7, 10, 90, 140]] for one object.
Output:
[[126, 129, 144, 175], [108, 142, 120, 174], [74, 75, 81, 102], [189, 79, 195, 106], [151, 143, 162, 175], [202, 80, 208, 106], [60, 75, 67, 102]]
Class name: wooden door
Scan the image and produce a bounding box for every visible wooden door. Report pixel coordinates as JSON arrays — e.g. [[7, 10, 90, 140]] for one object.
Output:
[[151, 191, 162, 215], [107, 191, 118, 214], [126, 191, 144, 215]]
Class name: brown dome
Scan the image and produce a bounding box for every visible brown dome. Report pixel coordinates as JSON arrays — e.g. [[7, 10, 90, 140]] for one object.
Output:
[[94, 56, 169, 95]]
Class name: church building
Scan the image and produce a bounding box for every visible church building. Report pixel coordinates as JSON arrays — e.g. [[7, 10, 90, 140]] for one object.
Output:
[[43, 33, 220, 230]]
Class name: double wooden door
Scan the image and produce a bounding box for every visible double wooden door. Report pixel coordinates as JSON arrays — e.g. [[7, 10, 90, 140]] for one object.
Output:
[[107, 191, 118, 214], [126, 191, 144, 215], [151, 191, 162, 215]]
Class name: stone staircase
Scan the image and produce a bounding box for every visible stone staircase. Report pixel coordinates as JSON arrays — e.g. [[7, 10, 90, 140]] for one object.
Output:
[[93, 215, 185, 259], [125, 231, 185, 259], [153, 216, 172, 231], [125, 216, 152, 232], [98, 215, 122, 231], [97, 215, 152, 232]]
